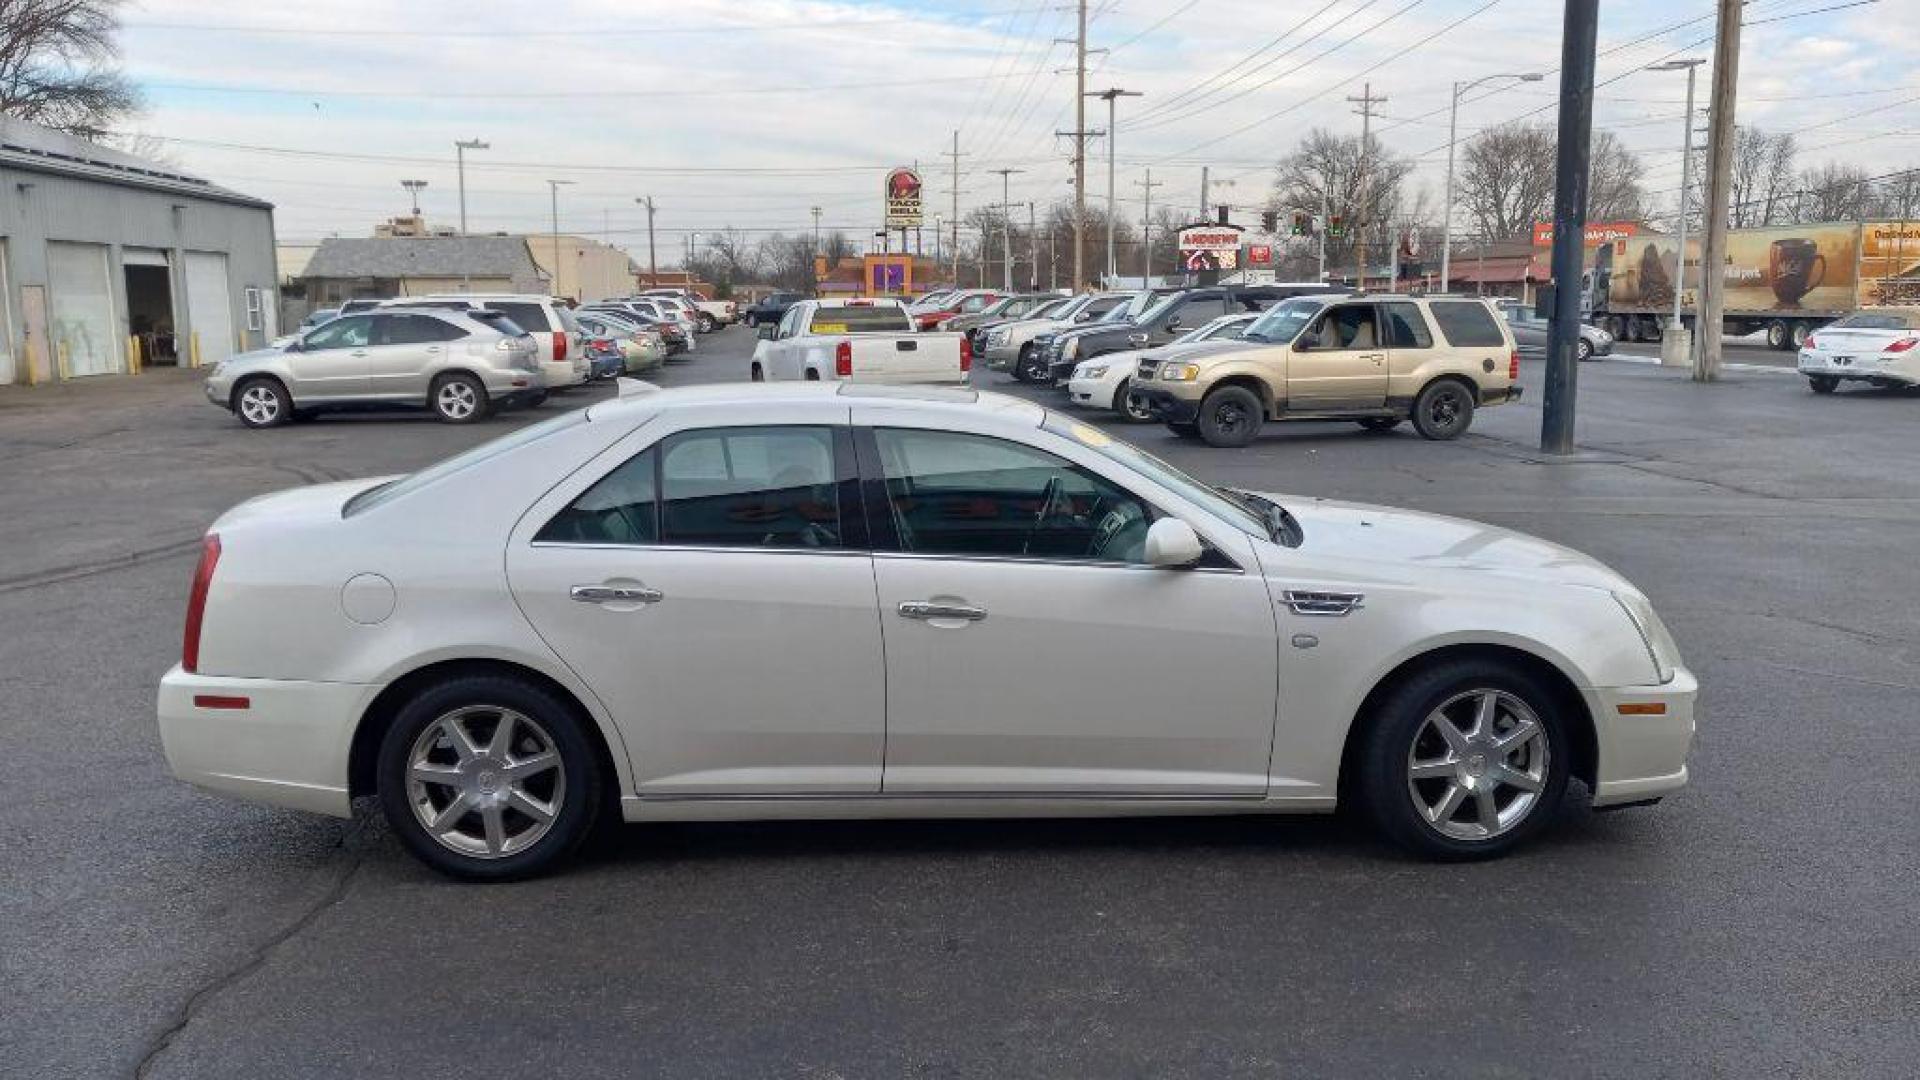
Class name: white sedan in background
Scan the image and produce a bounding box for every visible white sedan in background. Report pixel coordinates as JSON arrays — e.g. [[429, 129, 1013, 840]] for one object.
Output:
[[1067, 313, 1259, 421], [157, 381, 1694, 879], [1798, 307, 1920, 393]]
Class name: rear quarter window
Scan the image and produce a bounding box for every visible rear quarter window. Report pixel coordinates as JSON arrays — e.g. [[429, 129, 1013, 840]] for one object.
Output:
[[1427, 301, 1506, 347], [489, 302, 553, 333]]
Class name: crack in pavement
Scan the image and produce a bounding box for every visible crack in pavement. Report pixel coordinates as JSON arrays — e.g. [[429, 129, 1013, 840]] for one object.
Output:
[[131, 821, 371, 1080]]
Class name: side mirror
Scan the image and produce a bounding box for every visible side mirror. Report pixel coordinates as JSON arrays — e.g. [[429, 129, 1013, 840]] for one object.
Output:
[[758, 323, 779, 340], [1144, 518, 1205, 568], [1074, 312, 1092, 322], [1295, 329, 1320, 351], [284, 337, 303, 352], [1165, 317, 1183, 333]]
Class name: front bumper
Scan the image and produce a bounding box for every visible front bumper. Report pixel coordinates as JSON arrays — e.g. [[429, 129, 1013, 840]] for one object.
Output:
[[1067, 371, 1125, 408], [1587, 665, 1697, 807], [985, 345, 1021, 370], [1133, 385, 1200, 424], [157, 665, 370, 818]]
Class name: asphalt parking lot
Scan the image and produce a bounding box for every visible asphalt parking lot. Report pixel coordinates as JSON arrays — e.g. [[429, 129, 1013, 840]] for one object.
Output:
[[4, 325, 1917, 1078]]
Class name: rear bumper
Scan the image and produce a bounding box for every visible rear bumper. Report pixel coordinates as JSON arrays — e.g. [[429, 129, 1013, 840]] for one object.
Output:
[[541, 359, 585, 387], [1587, 665, 1697, 807], [1798, 354, 1915, 384], [156, 666, 368, 818], [1481, 385, 1523, 405]]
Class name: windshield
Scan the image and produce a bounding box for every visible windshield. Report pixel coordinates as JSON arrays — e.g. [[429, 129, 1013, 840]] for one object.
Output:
[[1050, 295, 1093, 320], [1243, 297, 1324, 344], [1042, 414, 1266, 538], [1121, 291, 1162, 319], [1182, 316, 1250, 344], [344, 409, 591, 517], [1030, 298, 1069, 318], [1094, 302, 1134, 324], [1134, 292, 1193, 326]]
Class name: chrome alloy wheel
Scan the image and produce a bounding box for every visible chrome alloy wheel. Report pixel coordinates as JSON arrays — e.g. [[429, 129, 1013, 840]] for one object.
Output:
[[238, 384, 281, 425], [436, 380, 479, 420], [406, 706, 566, 859], [1405, 689, 1549, 842]]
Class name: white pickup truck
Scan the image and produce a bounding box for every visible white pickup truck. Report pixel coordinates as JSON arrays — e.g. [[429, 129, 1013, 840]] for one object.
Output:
[[749, 299, 971, 384]]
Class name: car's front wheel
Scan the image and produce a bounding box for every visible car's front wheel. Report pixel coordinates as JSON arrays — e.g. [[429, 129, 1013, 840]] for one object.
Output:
[[1411, 379, 1475, 440], [233, 376, 292, 429], [751, 362, 765, 381], [1355, 659, 1570, 860], [698, 314, 716, 333], [1115, 379, 1152, 422], [1196, 385, 1264, 447], [1015, 345, 1048, 383], [377, 675, 604, 881], [1809, 374, 1838, 394], [1576, 337, 1594, 361]]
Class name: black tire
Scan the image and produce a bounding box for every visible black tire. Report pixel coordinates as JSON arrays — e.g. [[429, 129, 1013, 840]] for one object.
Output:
[[526, 390, 549, 408], [751, 362, 765, 382], [1015, 344, 1048, 384], [377, 674, 604, 881], [1196, 385, 1264, 448], [1411, 379, 1476, 440], [430, 372, 489, 424], [804, 369, 820, 381], [1809, 374, 1838, 394], [1115, 379, 1152, 422], [232, 376, 291, 429], [744, 314, 759, 329], [1167, 421, 1202, 440], [1353, 657, 1571, 861], [698, 314, 716, 333], [1576, 337, 1594, 362], [1790, 322, 1813, 349], [1765, 320, 1791, 350], [1357, 417, 1402, 433]]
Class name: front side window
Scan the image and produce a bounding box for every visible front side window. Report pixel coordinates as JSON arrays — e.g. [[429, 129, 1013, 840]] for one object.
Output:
[[660, 427, 844, 549], [1382, 303, 1433, 348], [1428, 300, 1506, 347], [303, 314, 372, 350], [874, 428, 1154, 564], [1309, 304, 1381, 350]]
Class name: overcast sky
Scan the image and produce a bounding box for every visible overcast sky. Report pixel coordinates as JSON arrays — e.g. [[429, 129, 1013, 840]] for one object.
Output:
[[116, 0, 1919, 258]]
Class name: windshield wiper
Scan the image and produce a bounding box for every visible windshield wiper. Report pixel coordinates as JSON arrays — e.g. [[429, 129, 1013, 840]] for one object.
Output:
[[1218, 487, 1302, 547]]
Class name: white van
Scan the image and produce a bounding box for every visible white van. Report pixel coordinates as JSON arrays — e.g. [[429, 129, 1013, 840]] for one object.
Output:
[[385, 294, 586, 388]]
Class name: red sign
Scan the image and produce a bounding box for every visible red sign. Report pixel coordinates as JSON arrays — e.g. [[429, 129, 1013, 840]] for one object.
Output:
[[1533, 221, 1640, 248], [1246, 244, 1273, 266]]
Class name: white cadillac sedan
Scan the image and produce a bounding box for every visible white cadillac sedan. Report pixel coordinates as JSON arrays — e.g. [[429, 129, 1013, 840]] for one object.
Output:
[[158, 382, 1695, 879]]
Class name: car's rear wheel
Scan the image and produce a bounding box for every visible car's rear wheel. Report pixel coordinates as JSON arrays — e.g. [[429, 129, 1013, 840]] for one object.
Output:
[[1765, 320, 1791, 350], [1355, 659, 1570, 860], [377, 675, 603, 881], [698, 313, 716, 333], [1411, 379, 1475, 440], [751, 362, 765, 381], [1809, 374, 1839, 394], [233, 376, 291, 429], [1357, 417, 1401, 433], [431, 373, 488, 424], [1115, 379, 1152, 422]]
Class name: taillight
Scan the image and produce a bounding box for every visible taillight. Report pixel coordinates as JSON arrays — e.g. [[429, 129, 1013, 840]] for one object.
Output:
[[552, 333, 566, 363], [835, 340, 853, 378], [182, 533, 221, 674], [1805, 336, 1817, 350], [1509, 350, 1520, 381], [960, 333, 973, 373], [1887, 337, 1918, 353]]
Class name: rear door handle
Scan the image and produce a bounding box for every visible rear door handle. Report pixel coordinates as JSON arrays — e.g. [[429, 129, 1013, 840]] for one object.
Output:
[[571, 584, 663, 604], [898, 601, 987, 622]]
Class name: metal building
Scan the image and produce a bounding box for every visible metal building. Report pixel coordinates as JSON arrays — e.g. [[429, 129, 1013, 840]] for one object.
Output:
[[0, 117, 277, 385]]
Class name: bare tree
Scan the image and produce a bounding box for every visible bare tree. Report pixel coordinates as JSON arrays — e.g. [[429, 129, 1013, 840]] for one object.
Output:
[[757, 233, 817, 292], [0, 0, 140, 139], [1727, 126, 1798, 227], [1797, 162, 1871, 222], [1271, 128, 1415, 266], [821, 230, 854, 271], [1455, 122, 1644, 241]]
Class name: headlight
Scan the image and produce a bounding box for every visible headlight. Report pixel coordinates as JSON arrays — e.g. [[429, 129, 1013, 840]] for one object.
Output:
[[987, 330, 1007, 346], [1078, 363, 1108, 379], [1159, 362, 1200, 382], [1062, 338, 1079, 358], [1613, 591, 1680, 684]]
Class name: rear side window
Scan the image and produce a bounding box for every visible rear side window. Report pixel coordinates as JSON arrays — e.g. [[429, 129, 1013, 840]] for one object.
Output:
[[660, 427, 845, 549], [1427, 301, 1505, 347], [809, 306, 911, 333], [1381, 303, 1433, 348], [379, 313, 464, 345], [489, 302, 553, 333], [536, 449, 659, 545]]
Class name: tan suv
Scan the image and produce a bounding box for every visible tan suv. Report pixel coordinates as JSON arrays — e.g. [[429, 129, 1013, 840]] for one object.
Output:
[[1129, 292, 1522, 447]]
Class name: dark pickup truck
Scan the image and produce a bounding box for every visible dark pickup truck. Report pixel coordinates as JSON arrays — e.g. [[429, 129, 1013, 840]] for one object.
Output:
[[1037, 283, 1342, 382], [743, 291, 808, 328]]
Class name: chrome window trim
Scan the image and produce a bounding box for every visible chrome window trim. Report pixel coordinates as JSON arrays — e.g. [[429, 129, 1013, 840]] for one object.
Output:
[[529, 541, 869, 558], [527, 542, 1243, 573]]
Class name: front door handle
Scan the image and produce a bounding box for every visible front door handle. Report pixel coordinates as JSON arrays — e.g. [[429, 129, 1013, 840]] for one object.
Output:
[[898, 601, 987, 622], [1360, 352, 1384, 364], [571, 584, 663, 604]]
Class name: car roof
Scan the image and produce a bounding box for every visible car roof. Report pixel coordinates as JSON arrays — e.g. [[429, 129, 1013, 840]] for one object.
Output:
[[586, 381, 1045, 427]]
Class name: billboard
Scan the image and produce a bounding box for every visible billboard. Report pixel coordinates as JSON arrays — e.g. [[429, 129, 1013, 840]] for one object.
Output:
[[1595, 224, 1866, 316], [1862, 220, 1920, 306], [884, 168, 923, 229], [1178, 225, 1243, 271]]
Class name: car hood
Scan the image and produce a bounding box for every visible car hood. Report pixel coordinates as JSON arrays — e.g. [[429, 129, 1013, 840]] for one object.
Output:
[[1090, 338, 1241, 372], [222, 344, 289, 368], [1258, 493, 1640, 596]]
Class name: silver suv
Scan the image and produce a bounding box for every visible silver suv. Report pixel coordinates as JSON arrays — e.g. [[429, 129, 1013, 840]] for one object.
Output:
[[204, 308, 544, 429]]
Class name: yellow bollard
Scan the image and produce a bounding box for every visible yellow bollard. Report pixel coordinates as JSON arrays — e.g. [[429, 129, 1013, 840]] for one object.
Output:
[[190, 332, 202, 369], [128, 335, 143, 375], [57, 342, 71, 381]]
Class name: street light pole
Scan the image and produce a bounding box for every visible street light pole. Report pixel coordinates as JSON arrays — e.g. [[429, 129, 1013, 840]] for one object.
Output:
[[454, 138, 488, 289], [1440, 73, 1541, 290], [546, 179, 574, 298], [636, 197, 657, 286], [1649, 58, 1706, 367], [1088, 88, 1141, 285]]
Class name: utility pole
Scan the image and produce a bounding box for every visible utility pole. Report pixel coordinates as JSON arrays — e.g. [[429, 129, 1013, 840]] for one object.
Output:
[[1136, 169, 1163, 283], [1542, 0, 1598, 454], [1347, 83, 1386, 290], [990, 168, 1023, 291], [942, 130, 966, 285], [1649, 58, 1706, 368], [1199, 166, 1209, 220], [546, 179, 574, 298], [1695, 0, 1742, 382], [400, 179, 427, 216], [1028, 201, 1038, 291], [1089, 87, 1141, 285], [636, 197, 657, 285], [1072, 0, 1089, 289], [811, 206, 823, 257]]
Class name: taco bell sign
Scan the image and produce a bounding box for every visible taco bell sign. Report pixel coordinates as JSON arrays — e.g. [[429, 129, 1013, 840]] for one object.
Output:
[[885, 168, 923, 229]]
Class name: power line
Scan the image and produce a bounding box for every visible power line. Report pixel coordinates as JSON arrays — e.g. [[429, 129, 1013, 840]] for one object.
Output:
[[140, 69, 1049, 102], [122, 8, 1031, 38], [1125, 0, 1354, 127]]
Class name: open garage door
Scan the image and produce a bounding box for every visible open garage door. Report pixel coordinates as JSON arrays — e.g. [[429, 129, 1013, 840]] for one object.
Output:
[[185, 252, 235, 367], [47, 241, 120, 377]]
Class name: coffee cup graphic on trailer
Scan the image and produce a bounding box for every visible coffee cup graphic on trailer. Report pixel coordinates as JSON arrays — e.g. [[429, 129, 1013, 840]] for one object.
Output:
[[1768, 237, 1825, 308]]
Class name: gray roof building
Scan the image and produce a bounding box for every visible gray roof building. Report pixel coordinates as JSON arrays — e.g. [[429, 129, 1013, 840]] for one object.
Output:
[[299, 236, 547, 301]]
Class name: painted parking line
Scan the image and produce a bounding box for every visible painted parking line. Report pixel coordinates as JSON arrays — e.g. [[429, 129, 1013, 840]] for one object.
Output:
[[1609, 351, 1798, 375]]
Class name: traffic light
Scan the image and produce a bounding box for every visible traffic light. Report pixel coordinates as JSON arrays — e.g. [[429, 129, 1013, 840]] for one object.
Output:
[[1291, 211, 1311, 236], [1327, 214, 1345, 238], [1261, 209, 1279, 233]]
